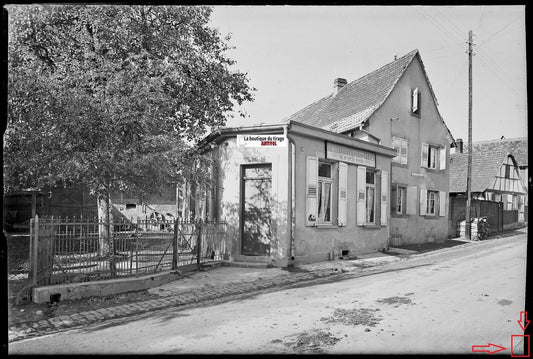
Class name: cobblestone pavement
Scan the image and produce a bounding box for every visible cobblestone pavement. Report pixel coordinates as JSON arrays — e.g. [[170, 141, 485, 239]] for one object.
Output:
[[7, 228, 526, 344]]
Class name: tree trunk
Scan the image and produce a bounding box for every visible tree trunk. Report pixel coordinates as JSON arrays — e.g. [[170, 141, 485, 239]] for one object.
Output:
[[97, 193, 111, 257], [97, 189, 118, 277]]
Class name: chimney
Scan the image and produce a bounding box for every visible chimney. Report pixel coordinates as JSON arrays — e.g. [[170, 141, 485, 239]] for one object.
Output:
[[333, 78, 347, 96], [456, 138, 464, 153]]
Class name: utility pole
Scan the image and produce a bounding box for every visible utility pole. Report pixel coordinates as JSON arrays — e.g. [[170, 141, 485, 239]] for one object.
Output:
[[465, 30, 474, 239]]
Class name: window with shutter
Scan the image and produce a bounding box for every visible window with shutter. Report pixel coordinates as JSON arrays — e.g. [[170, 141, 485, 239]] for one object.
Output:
[[412, 88, 420, 115], [392, 136, 408, 164]]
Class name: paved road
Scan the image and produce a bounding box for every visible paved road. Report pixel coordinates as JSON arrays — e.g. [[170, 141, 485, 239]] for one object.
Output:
[[9, 234, 527, 354]]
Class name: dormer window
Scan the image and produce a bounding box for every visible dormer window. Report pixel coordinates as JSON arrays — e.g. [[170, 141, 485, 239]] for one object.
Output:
[[411, 88, 420, 115]]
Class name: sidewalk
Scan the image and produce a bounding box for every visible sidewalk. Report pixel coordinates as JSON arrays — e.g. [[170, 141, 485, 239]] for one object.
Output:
[[7, 228, 526, 343]]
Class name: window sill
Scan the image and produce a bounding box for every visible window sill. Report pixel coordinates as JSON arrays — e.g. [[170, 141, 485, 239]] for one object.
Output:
[[313, 223, 337, 229], [391, 213, 408, 218], [410, 112, 421, 118], [422, 215, 440, 219], [360, 224, 381, 229]]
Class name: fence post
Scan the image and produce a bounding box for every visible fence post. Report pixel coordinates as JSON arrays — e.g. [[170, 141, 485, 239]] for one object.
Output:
[[172, 219, 178, 270], [32, 215, 39, 287], [197, 219, 202, 270]]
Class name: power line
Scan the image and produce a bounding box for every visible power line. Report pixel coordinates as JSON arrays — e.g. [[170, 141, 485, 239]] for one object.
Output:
[[416, 7, 465, 45], [476, 17, 521, 47]]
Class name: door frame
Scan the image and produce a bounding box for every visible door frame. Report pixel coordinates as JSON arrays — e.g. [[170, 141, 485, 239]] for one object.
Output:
[[240, 163, 273, 256]]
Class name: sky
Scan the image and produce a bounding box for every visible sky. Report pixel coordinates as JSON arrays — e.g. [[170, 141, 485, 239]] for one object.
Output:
[[209, 5, 527, 142]]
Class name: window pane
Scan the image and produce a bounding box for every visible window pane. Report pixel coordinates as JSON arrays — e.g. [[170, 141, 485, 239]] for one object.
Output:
[[317, 181, 331, 223], [366, 171, 375, 184], [318, 163, 331, 178], [366, 186, 375, 222]]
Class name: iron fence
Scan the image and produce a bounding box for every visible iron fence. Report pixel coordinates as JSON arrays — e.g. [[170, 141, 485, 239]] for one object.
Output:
[[9, 216, 227, 291]]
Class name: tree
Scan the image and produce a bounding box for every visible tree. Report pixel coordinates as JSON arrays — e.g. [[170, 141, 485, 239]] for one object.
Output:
[[5, 5, 254, 261]]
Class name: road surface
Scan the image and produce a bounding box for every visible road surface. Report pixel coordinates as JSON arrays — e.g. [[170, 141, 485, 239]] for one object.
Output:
[[9, 233, 528, 354]]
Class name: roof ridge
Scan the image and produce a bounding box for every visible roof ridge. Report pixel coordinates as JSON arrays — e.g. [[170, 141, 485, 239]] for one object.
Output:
[[473, 137, 528, 144]]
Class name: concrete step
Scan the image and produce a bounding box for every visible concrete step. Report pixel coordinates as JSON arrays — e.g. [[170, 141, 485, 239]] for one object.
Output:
[[222, 261, 270, 269]]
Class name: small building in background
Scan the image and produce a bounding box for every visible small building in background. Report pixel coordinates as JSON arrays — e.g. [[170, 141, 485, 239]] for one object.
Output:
[[449, 141, 528, 233]]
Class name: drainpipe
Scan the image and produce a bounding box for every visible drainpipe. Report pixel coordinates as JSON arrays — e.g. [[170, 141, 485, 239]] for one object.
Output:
[[285, 124, 296, 265]]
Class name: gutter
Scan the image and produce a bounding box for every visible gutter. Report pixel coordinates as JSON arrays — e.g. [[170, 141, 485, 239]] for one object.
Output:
[[285, 124, 296, 264]]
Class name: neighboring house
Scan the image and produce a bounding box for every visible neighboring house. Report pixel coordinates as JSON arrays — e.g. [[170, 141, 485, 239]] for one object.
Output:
[[111, 185, 178, 225], [196, 122, 396, 267], [449, 141, 528, 228], [284, 49, 454, 245], [3, 185, 97, 232], [3, 183, 178, 233]]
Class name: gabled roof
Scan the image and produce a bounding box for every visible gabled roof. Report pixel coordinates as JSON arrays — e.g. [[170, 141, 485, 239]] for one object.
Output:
[[449, 148, 519, 193], [283, 49, 453, 141], [467, 137, 528, 167]]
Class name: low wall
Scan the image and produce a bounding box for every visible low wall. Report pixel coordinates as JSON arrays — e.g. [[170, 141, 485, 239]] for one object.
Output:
[[31, 269, 186, 304]]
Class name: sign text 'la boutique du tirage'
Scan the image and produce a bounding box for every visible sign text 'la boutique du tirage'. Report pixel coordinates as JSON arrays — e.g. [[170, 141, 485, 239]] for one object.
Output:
[[237, 134, 287, 147]]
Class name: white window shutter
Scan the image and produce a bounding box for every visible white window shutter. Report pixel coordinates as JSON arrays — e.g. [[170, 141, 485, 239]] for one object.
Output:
[[306, 156, 319, 226], [419, 188, 427, 216], [412, 88, 419, 113], [380, 170, 388, 225], [439, 146, 447, 170], [406, 186, 417, 215], [338, 162, 348, 226], [421, 143, 429, 168], [356, 165, 366, 226], [439, 191, 446, 217], [401, 140, 408, 165]]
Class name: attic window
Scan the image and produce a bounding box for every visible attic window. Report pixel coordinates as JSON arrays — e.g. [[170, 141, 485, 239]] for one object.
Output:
[[411, 88, 420, 115], [126, 203, 137, 209]]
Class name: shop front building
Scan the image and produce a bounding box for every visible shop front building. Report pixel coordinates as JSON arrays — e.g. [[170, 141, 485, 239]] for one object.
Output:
[[196, 121, 396, 267]]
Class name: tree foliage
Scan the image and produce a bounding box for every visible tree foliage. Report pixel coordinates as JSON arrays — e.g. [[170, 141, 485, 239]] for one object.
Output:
[[4, 5, 254, 198]]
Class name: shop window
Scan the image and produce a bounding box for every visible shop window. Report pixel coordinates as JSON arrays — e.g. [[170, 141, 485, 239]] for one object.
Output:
[[366, 171, 376, 223], [306, 157, 342, 226], [317, 162, 333, 224], [421, 143, 446, 170], [392, 136, 408, 164], [412, 88, 420, 115], [356, 166, 388, 226]]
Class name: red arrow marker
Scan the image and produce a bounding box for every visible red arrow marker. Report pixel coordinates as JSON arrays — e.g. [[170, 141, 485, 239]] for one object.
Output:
[[471, 343, 506, 354], [518, 311, 530, 331]]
